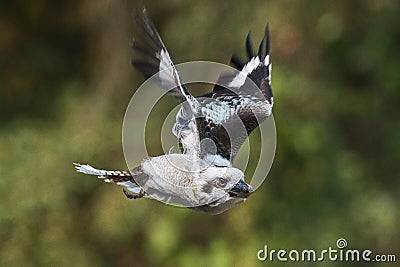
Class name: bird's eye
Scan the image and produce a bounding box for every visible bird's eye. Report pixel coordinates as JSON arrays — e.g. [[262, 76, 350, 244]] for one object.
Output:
[[216, 177, 228, 188]]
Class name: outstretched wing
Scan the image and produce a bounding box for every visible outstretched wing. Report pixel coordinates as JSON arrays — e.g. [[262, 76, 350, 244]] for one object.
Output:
[[132, 9, 198, 106], [132, 9, 202, 158], [229, 25, 273, 101], [197, 24, 274, 165], [132, 12, 273, 164]]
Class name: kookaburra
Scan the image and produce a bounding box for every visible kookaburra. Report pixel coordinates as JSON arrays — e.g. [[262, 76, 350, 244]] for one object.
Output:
[[75, 9, 273, 215]]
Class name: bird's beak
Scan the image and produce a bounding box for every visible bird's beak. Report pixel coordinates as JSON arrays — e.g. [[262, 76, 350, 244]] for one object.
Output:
[[229, 179, 254, 198]]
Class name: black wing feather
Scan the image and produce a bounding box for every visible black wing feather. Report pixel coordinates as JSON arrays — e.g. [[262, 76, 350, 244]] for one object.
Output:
[[246, 33, 255, 59], [132, 9, 194, 104], [198, 23, 273, 162], [230, 55, 245, 69]]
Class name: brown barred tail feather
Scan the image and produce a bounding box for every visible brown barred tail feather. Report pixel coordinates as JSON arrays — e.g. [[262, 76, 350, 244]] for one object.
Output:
[[73, 163, 145, 197]]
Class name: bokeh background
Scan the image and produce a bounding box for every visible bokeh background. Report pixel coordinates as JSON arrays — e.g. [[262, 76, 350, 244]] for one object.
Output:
[[0, 0, 399, 266]]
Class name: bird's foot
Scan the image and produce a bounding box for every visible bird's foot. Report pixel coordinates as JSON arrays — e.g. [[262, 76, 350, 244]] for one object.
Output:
[[123, 188, 145, 199]]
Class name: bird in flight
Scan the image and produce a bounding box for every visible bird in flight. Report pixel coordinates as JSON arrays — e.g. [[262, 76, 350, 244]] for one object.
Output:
[[75, 9, 274, 214]]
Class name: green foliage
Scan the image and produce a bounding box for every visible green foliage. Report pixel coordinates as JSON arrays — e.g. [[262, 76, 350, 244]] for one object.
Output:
[[0, 1, 399, 266]]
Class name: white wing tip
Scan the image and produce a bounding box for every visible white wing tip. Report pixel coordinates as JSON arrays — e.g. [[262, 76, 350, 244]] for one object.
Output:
[[73, 163, 105, 177]]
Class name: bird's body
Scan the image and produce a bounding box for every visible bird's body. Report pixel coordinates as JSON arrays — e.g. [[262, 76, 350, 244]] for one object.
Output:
[[75, 9, 274, 214], [75, 155, 248, 214]]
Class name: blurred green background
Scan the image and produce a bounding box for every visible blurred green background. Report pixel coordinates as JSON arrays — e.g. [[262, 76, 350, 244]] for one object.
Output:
[[0, 0, 399, 266]]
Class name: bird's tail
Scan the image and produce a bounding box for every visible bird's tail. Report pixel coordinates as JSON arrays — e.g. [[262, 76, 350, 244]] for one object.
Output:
[[73, 163, 144, 197]]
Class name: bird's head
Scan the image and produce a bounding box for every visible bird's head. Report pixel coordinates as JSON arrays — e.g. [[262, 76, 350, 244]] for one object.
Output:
[[197, 167, 254, 204]]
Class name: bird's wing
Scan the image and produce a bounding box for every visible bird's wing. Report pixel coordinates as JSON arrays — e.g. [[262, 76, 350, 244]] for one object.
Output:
[[196, 24, 273, 165], [133, 9, 202, 158], [132, 9, 198, 106], [133, 12, 273, 164]]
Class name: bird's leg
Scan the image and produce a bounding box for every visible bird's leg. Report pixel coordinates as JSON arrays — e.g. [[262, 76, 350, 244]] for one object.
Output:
[[123, 188, 145, 199]]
